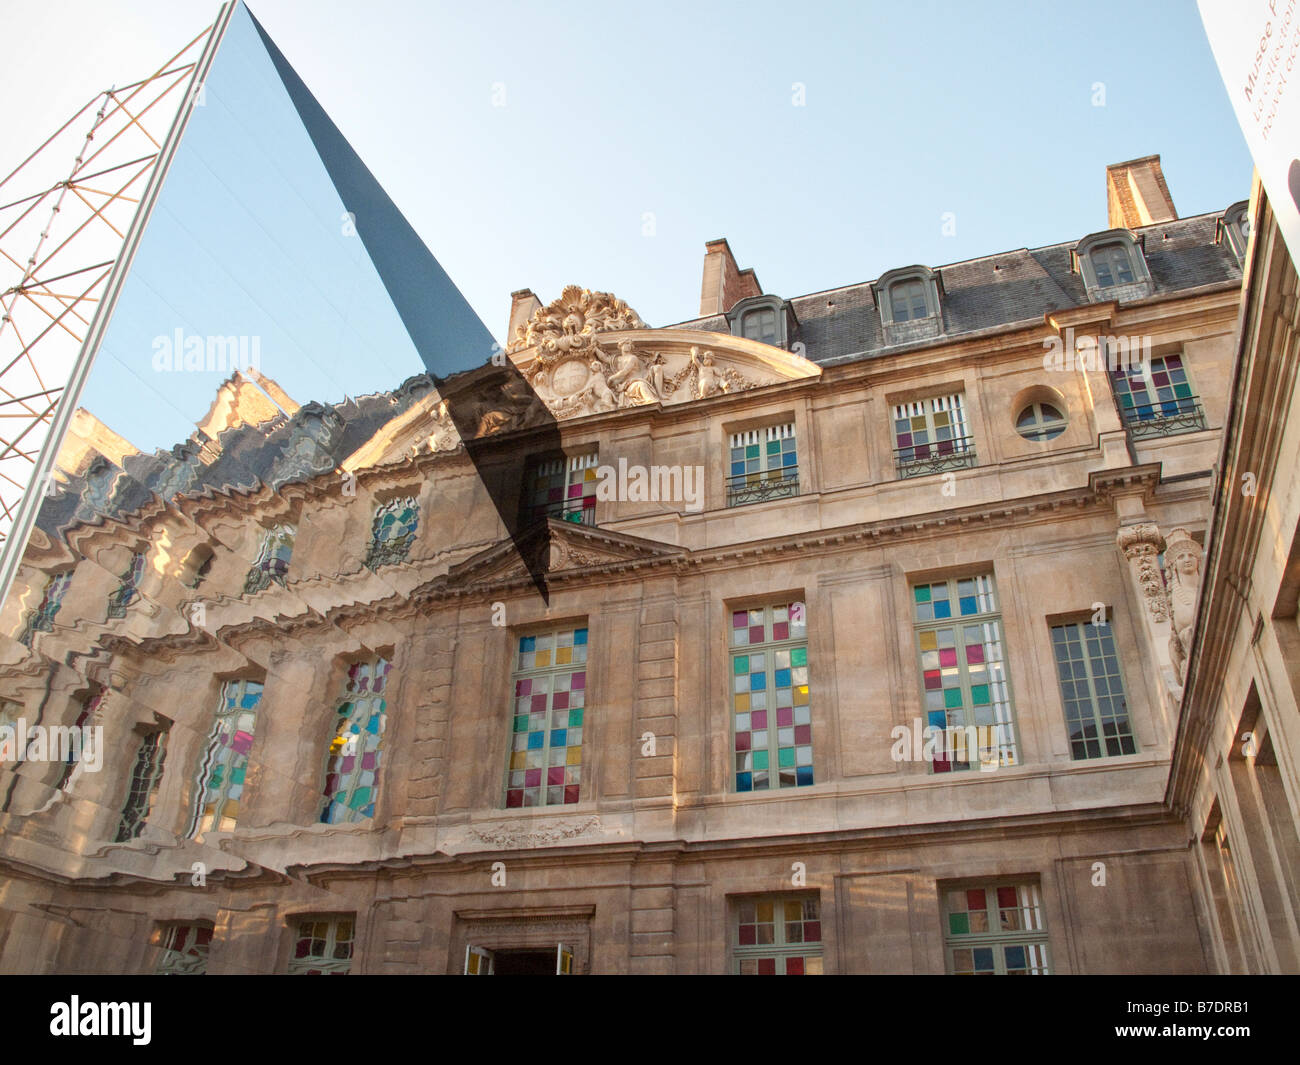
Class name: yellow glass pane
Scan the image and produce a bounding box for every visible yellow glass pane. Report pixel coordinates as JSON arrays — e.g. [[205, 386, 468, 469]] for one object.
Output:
[[734, 693, 750, 712], [535, 650, 551, 667], [510, 752, 527, 770], [567, 747, 583, 765], [757, 901, 774, 922], [919, 631, 938, 651], [785, 901, 802, 922], [556, 647, 572, 665], [793, 686, 809, 706]]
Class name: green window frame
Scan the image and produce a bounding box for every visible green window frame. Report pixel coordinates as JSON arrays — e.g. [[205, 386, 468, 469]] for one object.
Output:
[[912, 574, 1018, 772], [942, 881, 1050, 975], [733, 895, 823, 975], [1050, 620, 1137, 759]]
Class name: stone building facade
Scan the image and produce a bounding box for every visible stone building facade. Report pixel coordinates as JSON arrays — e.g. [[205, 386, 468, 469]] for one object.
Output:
[[0, 155, 1290, 975]]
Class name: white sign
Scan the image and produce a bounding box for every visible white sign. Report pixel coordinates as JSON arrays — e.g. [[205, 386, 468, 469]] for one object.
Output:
[[1200, 0, 1300, 260]]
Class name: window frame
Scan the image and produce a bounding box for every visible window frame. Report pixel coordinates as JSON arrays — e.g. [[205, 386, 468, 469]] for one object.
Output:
[[504, 623, 590, 809], [116, 727, 168, 842], [153, 922, 214, 975], [731, 893, 824, 975], [1109, 350, 1206, 438], [726, 294, 790, 349], [726, 422, 799, 507], [893, 393, 976, 478], [1049, 619, 1138, 760], [941, 879, 1051, 975], [287, 915, 355, 975], [911, 573, 1019, 773], [523, 451, 598, 526], [107, 549, 146, 619], [1014, 400, 1067, 442], [364, 494, 420, 569], [320, 658, 390, 824], [729, 600, 813, 792], [19, 569, 73, 646], [244, 523, 295, 595], [188, 678, 264, 837]]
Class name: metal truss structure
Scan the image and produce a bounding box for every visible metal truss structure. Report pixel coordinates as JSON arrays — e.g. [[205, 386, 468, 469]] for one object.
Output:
[[0, 22, 213, 546]]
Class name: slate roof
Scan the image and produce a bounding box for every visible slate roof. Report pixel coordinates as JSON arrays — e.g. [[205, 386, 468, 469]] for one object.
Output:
[[669, 210, 1243, 366]]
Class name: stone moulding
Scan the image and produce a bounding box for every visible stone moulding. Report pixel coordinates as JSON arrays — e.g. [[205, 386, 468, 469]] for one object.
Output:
[[466, 815, 601, 849]]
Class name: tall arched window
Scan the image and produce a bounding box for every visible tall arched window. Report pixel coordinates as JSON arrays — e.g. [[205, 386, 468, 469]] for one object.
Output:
[[188, 679, 263, 837], [321, 658, 389, 823]]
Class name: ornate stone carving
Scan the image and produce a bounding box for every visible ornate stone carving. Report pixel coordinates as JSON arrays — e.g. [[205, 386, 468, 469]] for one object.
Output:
[[469, 816, 599, 848], [507, 285, 645, 355], [1117, 522, 1169, 623], [1165, 527, 1203, 681]]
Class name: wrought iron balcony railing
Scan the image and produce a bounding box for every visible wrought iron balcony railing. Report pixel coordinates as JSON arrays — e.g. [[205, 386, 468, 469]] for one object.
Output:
[[1119, 396, 1207, 440], [726, 470, 800, 507], [894, 437, 977, 479]]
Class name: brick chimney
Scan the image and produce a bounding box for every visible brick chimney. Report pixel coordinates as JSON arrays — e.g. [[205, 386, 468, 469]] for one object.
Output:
[[699, 238, 762, 317], [1106, 155, 1178, 228]]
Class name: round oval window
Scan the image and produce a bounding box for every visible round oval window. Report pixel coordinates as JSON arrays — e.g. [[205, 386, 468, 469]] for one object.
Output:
[[1016, 402, 1066, 441]]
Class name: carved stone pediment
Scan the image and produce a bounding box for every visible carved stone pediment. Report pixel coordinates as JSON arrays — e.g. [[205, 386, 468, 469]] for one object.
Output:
[[507, 285, 646, 355], [507, 287, 821, 421], [439, 520, 682, 592]]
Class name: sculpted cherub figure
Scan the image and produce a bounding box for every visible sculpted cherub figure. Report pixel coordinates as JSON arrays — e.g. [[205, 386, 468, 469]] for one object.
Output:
[[608, 339, 659, 406], [691, 347, 727, 399]]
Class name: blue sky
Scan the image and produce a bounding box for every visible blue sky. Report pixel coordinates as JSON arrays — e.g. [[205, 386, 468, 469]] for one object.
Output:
[[0, 0, 1252, 448]]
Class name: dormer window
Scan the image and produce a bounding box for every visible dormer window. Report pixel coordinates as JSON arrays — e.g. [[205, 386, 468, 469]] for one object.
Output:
[[875, 267, 942, 344], [1074, 230, 1152, 301], [1219, 201, 1249, 263], [727, 295, 792, 349]]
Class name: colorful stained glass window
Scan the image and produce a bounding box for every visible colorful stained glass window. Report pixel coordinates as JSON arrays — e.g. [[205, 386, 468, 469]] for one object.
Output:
[[321, 659, 388, 823], [1110, 353, 1196, 423], [943, 882, 1049, 974], [19, 570, 72, 646], [734, 896, 823, 975], [365, 496, 419, 569], [189, 679, 263, 837], [154, 922, 213, 975], [244, 524, 295, 595], [58, 686, 106, 790], [1051, 621, 1137, 759], [893, 394, 973, 474], [106, 551, 146, 618], [526, 453, 598, 525], [889, 278, 929, 322], [731, 602, 812, 791], [506, 626, 588, 808], [727, 424, 798, 506], [115, 729, 168, 842], [912, 575, 1017, 771], [288, 917, 354, 975], [1090, 242, 1135, 288]]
